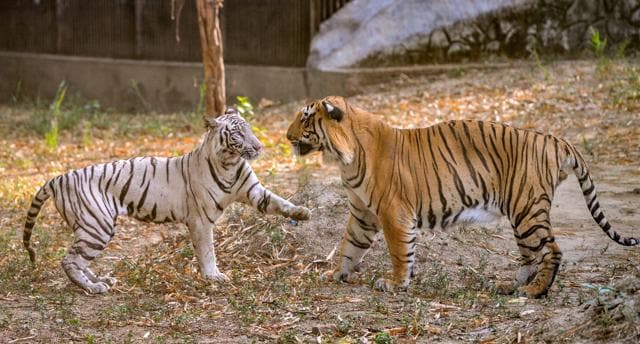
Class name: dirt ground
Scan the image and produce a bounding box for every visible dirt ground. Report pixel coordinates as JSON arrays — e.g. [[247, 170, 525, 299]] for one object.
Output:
[[1, 59, 639, 343]]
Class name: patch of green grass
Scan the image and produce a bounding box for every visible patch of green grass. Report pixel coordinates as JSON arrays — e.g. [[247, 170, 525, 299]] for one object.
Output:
[[335, 314, 354, 336], [229, 283, 264, 326], [102, 304, 135, 322], [101, 298, 167, 324], [276, 330, 300, 344], [609, 65, 640, 110], [0, 311, 13, 329], [171, 310, 199, 331], [368, 295, 389, 315], [417, 262, 452, 298], [2, 95, 203, 143]]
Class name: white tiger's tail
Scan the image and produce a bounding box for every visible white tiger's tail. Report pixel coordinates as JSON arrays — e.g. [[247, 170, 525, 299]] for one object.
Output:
[[23, 182, 52, 263], [567, 145, 639, 246]]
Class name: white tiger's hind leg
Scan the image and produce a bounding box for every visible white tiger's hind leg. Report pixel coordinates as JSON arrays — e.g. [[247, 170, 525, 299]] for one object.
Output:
[[187, 220, 228, 282], [62, 226, 113, 294]]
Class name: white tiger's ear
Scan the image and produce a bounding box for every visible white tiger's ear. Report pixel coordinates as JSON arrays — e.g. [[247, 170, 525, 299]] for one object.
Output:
[[204, 116, 222, 129], [225, 107, 240, 116], [323, 101, 343, 122]]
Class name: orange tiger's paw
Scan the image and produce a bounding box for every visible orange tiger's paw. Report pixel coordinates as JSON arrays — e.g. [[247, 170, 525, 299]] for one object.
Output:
[[321, 269, 334, 282], [322, 269, 352, 283], [517, 285, 548, 299], [495, 281, 517, 295], [374, 278, 408, 292]]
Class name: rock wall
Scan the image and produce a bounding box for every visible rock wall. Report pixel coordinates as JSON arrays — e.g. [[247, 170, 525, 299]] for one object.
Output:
[[308, 0, 640, 70]]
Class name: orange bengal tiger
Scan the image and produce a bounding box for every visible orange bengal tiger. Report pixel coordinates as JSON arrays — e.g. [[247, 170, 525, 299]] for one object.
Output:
[[286, 95, 638, 298]]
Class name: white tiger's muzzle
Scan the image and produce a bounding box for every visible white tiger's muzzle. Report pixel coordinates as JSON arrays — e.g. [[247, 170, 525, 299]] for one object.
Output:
[[242, 136, 263, 160]]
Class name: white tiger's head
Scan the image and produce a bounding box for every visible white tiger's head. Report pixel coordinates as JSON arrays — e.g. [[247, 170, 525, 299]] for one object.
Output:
[[205, 109, 263, 160]]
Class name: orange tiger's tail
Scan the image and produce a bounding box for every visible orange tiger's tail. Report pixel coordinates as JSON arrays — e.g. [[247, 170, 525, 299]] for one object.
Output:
[[23, 182, 52, 263], [567, 145, 639, 246]]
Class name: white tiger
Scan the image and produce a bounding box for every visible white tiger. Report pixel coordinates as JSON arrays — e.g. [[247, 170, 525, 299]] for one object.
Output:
[[23, 109, 311, 294]]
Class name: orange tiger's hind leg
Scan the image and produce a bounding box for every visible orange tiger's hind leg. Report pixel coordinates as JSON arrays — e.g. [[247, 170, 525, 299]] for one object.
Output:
[[373, 217, 415, 292], [512, 214, 563, 298]]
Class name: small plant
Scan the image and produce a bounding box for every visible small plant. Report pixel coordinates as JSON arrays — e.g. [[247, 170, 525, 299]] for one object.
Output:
[[581, 136, 593, 155], [581, 283, 624, 332], [12, 80, 22, 103], [530, 39, 551, 82], [45, 81, 67, 149], [82, 119, 92, 147], [615, 38, 630, 59], [582, 283, 618, 309], [374, 331, 395, 344], [234, 96, 255, 122], [130, 79, 151, 112], [590, 28, 611, 77], [195, 82, 207, 117], [590, 28, 607, 58]]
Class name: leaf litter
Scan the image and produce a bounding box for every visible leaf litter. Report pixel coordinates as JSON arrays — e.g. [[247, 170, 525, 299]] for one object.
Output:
[[0, 59, 639, 342]]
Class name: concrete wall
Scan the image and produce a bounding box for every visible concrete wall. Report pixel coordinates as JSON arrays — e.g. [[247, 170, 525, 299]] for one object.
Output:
[[0, 51, 362, 113], [0, 51, 507, 112]]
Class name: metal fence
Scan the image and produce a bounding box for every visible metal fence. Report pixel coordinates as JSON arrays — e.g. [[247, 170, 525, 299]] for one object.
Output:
[[0, 0, 350, 66]]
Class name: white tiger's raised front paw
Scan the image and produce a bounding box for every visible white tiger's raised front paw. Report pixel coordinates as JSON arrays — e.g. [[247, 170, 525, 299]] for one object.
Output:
[[205, 271, 230, 283], [83, 281, 111, 294], [98, 276, 117, 287], [288, 206, 311, 221]]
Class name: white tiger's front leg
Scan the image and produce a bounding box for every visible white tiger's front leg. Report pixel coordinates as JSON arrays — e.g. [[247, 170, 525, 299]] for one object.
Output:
[[244, 180, 311, 220], [187, 220, 228, 282]]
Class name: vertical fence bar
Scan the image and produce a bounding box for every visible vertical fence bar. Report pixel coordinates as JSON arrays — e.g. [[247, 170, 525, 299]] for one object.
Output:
[[135, 0, 144, 57], [56, 0, 64, 53]]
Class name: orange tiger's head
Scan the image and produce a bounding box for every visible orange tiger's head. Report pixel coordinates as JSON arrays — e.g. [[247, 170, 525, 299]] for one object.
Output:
[[286, 96, 356, 164]]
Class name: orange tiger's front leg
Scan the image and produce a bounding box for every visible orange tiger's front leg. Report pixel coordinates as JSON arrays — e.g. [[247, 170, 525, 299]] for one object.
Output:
[[328, 198, 381, 283], [330, 214, 380, 282]]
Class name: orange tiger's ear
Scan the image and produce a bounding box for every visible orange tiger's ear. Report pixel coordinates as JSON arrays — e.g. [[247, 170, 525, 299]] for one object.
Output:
[[323, 101, 343, 121], [323, 102, 354, 164]]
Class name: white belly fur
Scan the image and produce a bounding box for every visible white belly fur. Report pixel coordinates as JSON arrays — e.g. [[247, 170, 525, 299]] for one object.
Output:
[[455, 207, 502, 225]]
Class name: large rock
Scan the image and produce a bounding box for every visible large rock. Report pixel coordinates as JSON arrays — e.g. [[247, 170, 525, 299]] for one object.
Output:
[[308, 0, 640, 69]]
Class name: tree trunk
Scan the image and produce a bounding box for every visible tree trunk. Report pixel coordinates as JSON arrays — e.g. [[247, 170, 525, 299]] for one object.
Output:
[[195, 0, 225, 118]]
